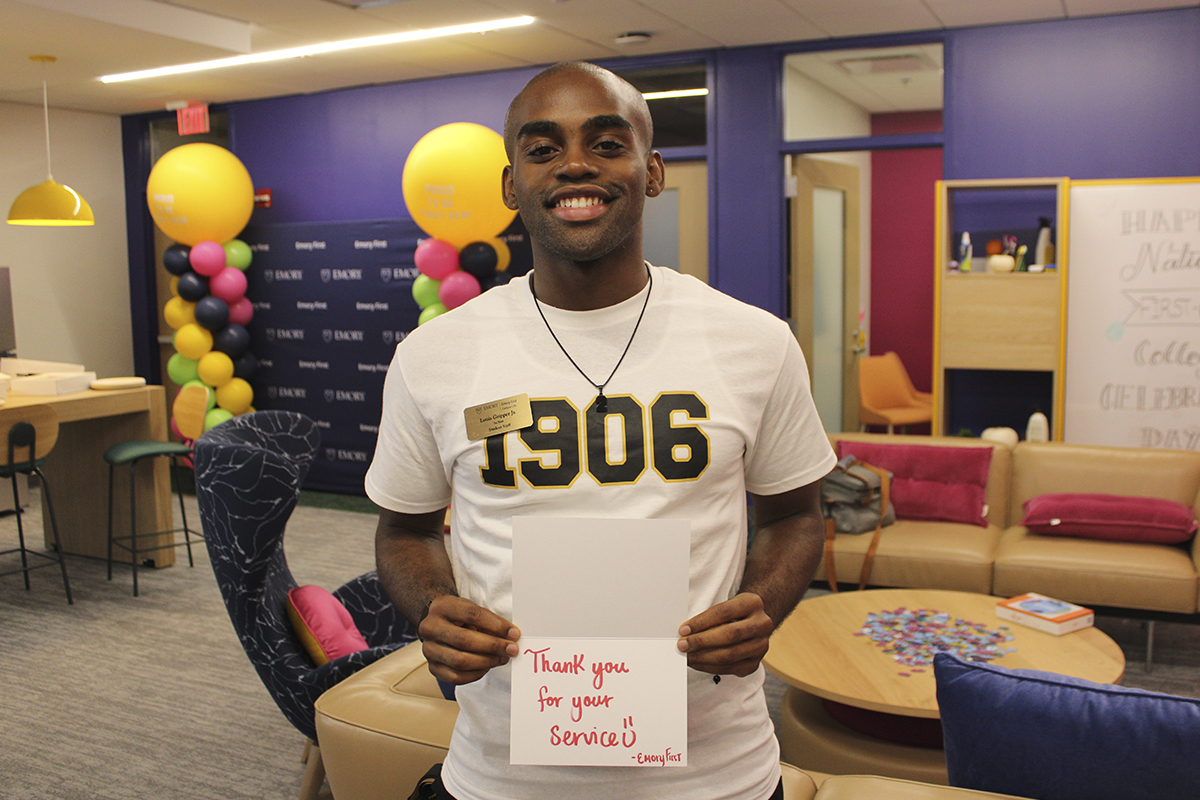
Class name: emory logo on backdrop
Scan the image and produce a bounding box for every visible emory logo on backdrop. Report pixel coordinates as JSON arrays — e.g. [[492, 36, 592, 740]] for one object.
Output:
[[267, 386, 308, 400], [380, 266, 421, 282], [354, 240, 388, 250], [263, 269, 303, 283], [295, 241, 326, 251], [326, 448, 370, 462], [249, 243, 270, 253], [322, 329, 365, 343], [297, 300, 328, 311], [324, 389, 368, 403], [356, 302, 389, 312], [382, 331, 410, 345], [265, 328, 305, 341], [321, 268, 363, 282], [357, 363, 391, 373]]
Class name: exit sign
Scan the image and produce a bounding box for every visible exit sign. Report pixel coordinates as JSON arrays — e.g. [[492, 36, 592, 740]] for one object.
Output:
[[177, 105, 210, 135]]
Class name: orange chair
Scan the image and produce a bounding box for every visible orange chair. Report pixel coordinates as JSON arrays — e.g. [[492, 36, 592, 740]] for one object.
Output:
[[858, 352, 932, 434]]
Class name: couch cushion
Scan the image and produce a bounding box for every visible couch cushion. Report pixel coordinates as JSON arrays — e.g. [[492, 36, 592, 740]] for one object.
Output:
[[835, 441, 992, 527], [993, 527, 1199, 613], [814, 774, 1029, 800], [816, 519, 1002, 594], [1008, 442, 1200, 530], [1021, 492, 1198, 544], [934, 652, 1200, 800]]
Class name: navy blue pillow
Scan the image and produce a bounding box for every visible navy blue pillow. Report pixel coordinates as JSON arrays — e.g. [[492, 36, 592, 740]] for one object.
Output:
[[934, 653, 1200, 800]]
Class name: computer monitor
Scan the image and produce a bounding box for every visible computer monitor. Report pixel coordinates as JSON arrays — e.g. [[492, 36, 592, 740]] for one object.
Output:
[[0, 267, 18, 357]]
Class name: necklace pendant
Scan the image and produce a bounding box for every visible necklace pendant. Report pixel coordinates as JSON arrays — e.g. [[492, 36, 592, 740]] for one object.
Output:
[[593, 395, 608, 414]]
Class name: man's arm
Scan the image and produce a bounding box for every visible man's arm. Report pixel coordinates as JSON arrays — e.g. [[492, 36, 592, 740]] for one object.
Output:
[[375, 508, 520, 685], [677, 480, 824, 676]]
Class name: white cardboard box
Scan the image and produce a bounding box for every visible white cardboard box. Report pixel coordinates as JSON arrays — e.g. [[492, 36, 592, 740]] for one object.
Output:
[[10, 371, 98, 395], [0, 357, 85, 376]]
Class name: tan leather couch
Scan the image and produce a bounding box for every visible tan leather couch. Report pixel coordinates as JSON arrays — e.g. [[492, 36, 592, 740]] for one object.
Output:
[[315, 642, 1029, 800], [820, 434, 1200, 615]]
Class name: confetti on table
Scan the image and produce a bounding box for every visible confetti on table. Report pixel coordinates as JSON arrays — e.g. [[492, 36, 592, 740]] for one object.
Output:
[[859, 607, 1016, 673]]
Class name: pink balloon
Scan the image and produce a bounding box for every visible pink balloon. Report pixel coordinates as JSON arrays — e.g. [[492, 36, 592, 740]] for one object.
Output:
[[227, 296, 254, 326], [414, 238, 459, 280], [438, 270, 480, 310], [189, 240, 227, 277], [210, 267, 248, 303]]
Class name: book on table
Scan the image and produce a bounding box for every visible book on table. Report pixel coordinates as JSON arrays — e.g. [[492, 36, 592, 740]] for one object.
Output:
[[996, 593, 1094, 635]]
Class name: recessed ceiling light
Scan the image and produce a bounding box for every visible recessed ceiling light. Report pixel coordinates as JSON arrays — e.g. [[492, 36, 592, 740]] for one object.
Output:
[[615, 32, 652, 45], [100, 16, 535, 83]]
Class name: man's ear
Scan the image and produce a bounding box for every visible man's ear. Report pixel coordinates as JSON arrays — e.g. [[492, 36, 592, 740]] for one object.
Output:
[[645, 151, 666, 198], [502, 165, 519, 211]]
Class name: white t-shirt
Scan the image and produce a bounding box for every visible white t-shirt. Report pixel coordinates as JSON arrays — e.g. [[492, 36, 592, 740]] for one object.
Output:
[[366, 266, 835, 800]]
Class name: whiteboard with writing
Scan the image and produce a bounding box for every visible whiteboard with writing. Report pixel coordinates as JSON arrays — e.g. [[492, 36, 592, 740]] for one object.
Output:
[[1064, 179, 1200, 449]]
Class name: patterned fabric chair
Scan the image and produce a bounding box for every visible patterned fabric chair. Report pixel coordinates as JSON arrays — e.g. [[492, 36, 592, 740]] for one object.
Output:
[[192, 410, 416, 798]]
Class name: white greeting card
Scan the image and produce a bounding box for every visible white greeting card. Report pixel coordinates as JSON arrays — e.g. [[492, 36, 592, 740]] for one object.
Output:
[[510, 517, 689, 767]]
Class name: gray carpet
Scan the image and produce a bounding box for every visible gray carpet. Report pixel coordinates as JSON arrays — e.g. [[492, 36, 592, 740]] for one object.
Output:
[[3, 490, 1199, 799]]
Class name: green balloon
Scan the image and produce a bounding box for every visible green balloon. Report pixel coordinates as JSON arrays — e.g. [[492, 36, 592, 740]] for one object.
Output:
[[418, 303, 448, 326], [167, 353, 200, 385], [204, 407, 234, 431], [223, 239, 253, 271], [183, 379, 216, 410], [412, 274, 441, 308]]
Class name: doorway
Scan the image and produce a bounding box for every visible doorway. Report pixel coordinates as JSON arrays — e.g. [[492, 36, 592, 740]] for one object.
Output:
[[790, 155, 862, 433], [644, 160, 709, 283]]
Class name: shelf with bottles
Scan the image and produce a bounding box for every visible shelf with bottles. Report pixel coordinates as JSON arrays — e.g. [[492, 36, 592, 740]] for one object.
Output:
[[932, 178, 1069, 440]]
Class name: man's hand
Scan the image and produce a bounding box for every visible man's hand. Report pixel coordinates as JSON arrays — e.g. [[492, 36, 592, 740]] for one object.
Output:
[[676, 592, 773, 677], [420, 595, 521, 686]]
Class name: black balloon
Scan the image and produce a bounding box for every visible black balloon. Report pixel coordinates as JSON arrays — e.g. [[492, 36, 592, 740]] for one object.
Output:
[[194, 296, 230, 331], [214, 323, 251, 358], [176, 271, 209, 301], [163, 244, 192, 276], [459, 241, 498, 280], [232, 351, 257, 380]]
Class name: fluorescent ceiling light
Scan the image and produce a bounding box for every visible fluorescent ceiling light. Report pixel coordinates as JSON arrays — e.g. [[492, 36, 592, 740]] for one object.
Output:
[[641, 88, 708, 100], [100, 16, 535, 83]]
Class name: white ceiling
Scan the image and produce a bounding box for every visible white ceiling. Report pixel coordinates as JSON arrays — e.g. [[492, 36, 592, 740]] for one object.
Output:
[[0, 0, 1194, 116]]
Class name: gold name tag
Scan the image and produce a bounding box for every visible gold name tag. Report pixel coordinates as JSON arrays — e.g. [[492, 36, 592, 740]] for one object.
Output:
[[464, 393, 533, 441]]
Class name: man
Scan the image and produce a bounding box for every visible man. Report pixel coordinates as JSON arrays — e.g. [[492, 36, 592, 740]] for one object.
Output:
[[366, 61, 835, 800]]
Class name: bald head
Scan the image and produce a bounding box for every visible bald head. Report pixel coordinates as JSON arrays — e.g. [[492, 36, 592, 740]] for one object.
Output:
[[504, 62, 654, 159]]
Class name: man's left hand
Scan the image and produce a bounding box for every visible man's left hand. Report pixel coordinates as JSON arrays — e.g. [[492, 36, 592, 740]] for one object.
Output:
[[677, 592, 773, 677]]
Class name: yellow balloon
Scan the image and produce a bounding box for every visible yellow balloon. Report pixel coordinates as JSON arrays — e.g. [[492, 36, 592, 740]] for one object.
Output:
[[197, 351, 235, 387], [402, 123, 516, 249], [163, 296, 196, 329], [146, 143, 255, 246], [489, 236, 512, 273], [174, 322, 213, 360], [216, 378, 254, 415]]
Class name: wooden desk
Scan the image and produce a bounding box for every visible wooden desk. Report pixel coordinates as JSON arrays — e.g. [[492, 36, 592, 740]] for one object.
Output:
[[0, 386, 177, 566], [765, 589, 1125, 719]]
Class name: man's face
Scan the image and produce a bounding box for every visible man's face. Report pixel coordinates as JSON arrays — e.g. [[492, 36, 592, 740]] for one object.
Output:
[[502, 70, 664, 265]]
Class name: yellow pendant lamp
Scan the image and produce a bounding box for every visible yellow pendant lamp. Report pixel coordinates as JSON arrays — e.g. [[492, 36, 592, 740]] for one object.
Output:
[[7, 55, 94, 227]]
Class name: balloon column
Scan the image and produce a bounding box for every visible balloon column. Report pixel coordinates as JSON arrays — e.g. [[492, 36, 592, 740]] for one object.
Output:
[[148, 142, 257, 435], [401, 123, 517, 324]]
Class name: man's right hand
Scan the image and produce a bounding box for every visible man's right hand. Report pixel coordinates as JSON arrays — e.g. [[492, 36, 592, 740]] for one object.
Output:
[[420, 595, 521, 685]]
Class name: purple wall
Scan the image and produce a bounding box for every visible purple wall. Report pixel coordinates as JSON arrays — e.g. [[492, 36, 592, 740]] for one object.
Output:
[[944, 10, 1200, 180]]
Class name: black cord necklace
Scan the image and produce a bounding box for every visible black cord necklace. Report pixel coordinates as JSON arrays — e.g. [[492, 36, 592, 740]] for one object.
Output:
[[530, 266, 652, 414]]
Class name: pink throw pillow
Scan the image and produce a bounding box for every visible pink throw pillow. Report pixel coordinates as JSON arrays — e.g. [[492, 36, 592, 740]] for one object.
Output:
[[836, 441, 993, 527], [1022, 493, 1199, 544], [287, 585, 369, 666]]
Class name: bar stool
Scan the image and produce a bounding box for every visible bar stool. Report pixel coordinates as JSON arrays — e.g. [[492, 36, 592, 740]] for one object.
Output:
[[105, 384, 209, 596], [0, 404, 72, 604]]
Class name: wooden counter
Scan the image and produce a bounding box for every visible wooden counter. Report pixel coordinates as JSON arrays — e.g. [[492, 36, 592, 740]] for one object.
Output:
[[1, 386, 177, 566]]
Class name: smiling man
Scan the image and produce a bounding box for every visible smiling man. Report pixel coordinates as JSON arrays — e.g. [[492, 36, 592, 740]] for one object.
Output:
[[367, 62, 835, 800]]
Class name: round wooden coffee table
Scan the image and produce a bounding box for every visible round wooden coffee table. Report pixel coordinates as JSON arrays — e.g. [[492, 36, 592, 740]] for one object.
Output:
[[763, 589, 1126, 782]]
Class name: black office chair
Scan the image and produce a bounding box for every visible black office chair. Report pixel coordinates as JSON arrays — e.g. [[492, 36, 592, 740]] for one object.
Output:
[[0, 404, 72, 604]]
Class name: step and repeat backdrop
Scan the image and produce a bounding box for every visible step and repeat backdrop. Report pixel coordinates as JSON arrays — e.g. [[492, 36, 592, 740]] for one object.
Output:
[[239, 217, 530, 493]]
